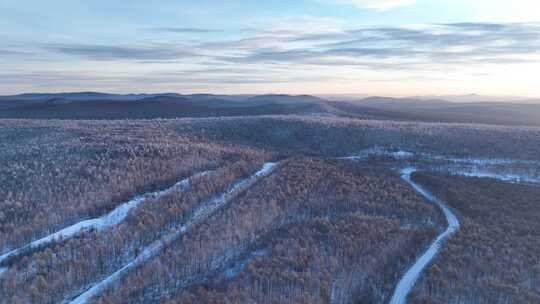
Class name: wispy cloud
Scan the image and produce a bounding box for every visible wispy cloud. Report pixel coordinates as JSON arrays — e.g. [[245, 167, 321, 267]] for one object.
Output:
[[0, 49, 26, 56], [330, 0, 416, 11], [211, 22, 540, 69], [146, 27, 223, 34], [48, 44, 195, 61], [39, 22, 540, 69], [4, 21, 540, 94]]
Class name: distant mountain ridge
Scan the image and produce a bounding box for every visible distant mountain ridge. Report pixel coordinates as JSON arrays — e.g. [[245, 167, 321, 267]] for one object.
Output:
[[0, 93, 337, 119], [410, 94, 540, 104], [1, 92, 540, 126], [0, 92, 252, 102]]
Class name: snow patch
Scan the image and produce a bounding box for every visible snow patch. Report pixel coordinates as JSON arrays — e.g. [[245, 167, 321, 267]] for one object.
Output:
[[421, 154, 537, 166], [344, 148, 540, 184], [448, 169, 540, 184], [346, 147, 415, 160], [345, 147, 537, 167]]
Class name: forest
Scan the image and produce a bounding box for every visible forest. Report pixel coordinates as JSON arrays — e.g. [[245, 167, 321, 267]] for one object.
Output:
[[3, 0, 540, 301], [91, 158, 442, 304], [409, 172, 540, 304], [0, 115, 539, 303]]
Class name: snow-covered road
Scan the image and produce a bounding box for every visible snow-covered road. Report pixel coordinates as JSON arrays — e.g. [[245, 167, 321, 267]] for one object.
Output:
[[67, 162, 277, 304], [343, 151, 537, 303], [0, 170, 210, 266], [389, 168, 460, 304]]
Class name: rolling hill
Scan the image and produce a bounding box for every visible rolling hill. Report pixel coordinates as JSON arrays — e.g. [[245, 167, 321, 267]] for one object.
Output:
[[1, 92, 540, 126]]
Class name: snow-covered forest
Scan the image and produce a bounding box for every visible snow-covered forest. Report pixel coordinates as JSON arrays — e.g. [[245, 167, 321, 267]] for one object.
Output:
[[1, 116, 539, 304]]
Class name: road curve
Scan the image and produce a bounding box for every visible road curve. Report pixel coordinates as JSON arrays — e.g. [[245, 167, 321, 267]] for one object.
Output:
[[389, 167, 460, 304]]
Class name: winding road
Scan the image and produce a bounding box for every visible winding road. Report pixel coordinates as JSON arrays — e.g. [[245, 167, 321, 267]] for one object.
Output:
[[344, 151, 538, 304], [389, 167, 460, 304]]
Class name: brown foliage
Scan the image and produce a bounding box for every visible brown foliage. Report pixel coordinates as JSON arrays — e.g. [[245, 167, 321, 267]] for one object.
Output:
[[410, 172, 540, 304]]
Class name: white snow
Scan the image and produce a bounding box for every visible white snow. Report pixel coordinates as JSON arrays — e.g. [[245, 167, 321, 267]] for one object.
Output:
[[447, 169, 540, 184], [67, 162, 277, 304], [344, 147, 415, 161], [389, 168, 460, 304], [422, 154, 537, 166], [422, 154, 540, 184], [344, 148, 540, 184], [392, 151, 415, 159], [346, 147, 538, 167], [0, 170, 210, 266]]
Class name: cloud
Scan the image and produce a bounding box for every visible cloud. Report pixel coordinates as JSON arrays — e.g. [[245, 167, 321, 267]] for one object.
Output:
[[48, 22, 540, 67], [330, 0, 416, 11], [0, 67, 330, 90], [48, 44, 195, 61], [5, 21, 539, 94], [214, 22, 540, 69], [41, 22, 540, 70], [0, 49, 25, 56], [146, 27, 222, 34]]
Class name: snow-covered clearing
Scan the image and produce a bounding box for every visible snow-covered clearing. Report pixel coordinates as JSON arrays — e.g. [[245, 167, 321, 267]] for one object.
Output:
[[345, 148, 540, 184], [67, 162, 277, 304], [0, 170, 210, 266], [343, 147, 415, 161], [346, 147, 538, 166], [443, 167, 540, 184], [424, 155, 538, 166], [389, 168, 460, 304]]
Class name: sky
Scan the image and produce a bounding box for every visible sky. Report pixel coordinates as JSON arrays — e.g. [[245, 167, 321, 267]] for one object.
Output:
[[1, 0, 540, 97]]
